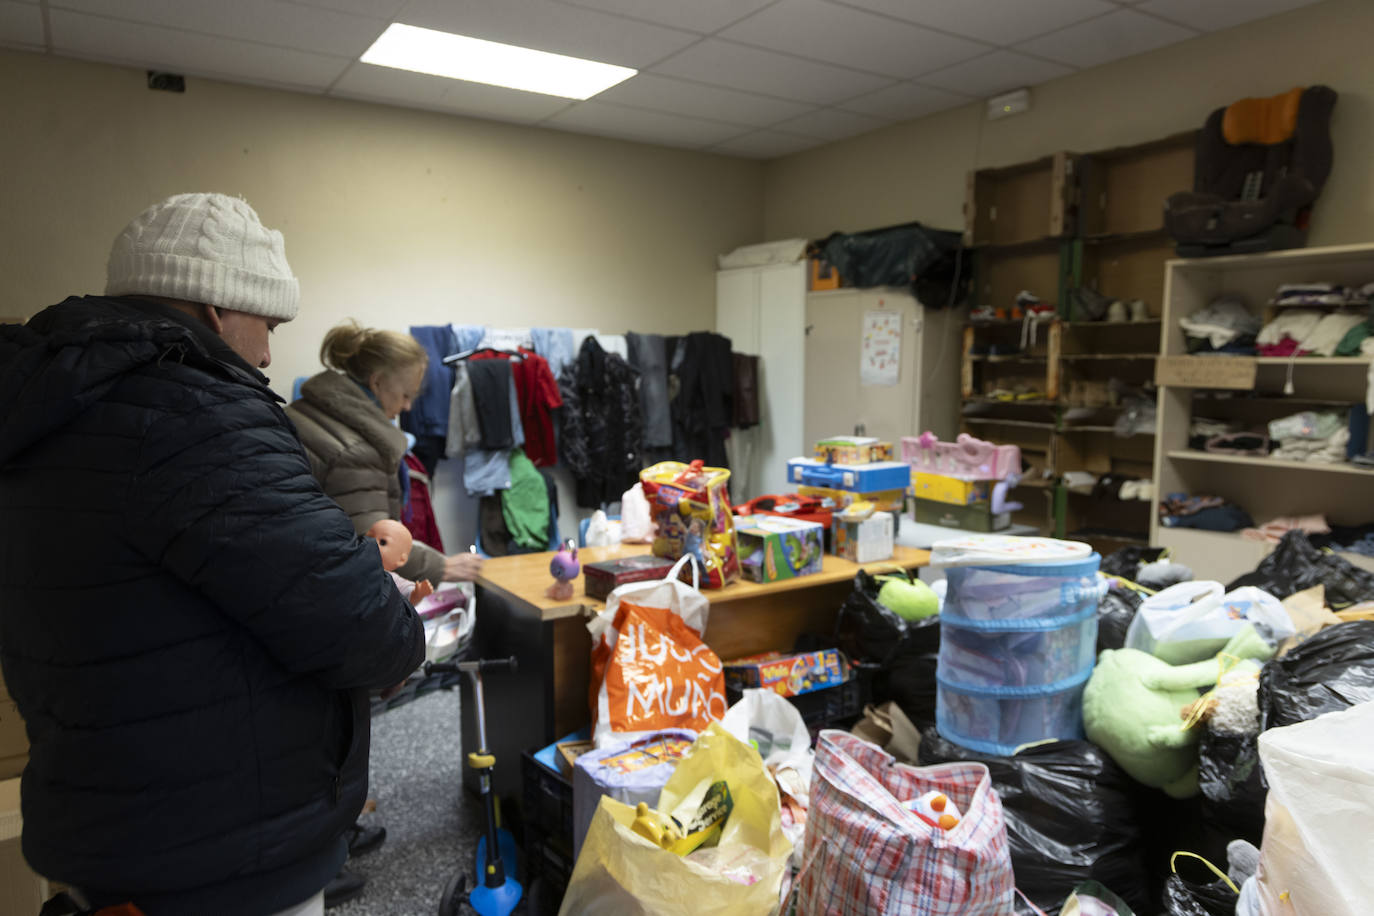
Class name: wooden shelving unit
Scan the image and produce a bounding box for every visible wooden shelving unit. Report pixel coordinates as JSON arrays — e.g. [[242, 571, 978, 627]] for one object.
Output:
[[1151, 242, 1374, 581], [959, 132, 1194, 549]]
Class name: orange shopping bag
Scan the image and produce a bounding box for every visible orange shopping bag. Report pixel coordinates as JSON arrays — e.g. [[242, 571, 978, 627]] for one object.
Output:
[[591, 599, 727, 744]]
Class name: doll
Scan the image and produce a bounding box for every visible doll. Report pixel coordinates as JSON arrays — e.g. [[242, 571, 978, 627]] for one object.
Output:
[[546, 542, 580, 600], [366, 519, 435, 606]]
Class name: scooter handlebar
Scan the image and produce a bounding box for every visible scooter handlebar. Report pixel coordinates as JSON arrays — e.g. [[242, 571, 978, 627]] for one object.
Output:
[[423, 655, 518, 677]]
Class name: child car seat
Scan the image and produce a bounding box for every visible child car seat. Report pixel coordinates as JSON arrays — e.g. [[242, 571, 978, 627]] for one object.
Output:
[[1165, 86, 1337, 258]]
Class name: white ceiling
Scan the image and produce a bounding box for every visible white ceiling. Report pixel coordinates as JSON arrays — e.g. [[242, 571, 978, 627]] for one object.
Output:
[[0, 0, 1325, 159]]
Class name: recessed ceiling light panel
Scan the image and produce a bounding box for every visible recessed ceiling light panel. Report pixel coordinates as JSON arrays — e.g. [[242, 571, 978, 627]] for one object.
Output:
[[360, 23, 637, 100]]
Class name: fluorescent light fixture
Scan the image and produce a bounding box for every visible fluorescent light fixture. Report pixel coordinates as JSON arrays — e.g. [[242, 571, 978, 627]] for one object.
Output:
[[360, 23, 636, 100]]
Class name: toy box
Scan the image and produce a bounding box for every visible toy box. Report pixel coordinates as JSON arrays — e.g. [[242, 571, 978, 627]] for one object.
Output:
[[583, 554, 676, 602], [813, 437, 895, 465], [798, 484, 907, 513], [913, 498, 1011, 532], [787, 458, 911, 492], [724, 649, 846, 699], [902, 433, 1020, 480], [834, 511, 895, 563], [912, 472, 991, 506], [735, 514, 825, 583]]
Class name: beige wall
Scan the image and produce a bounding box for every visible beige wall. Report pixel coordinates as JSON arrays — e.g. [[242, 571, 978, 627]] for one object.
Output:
[[0, 48, 763, 399], [763, 0, 1374, 248]]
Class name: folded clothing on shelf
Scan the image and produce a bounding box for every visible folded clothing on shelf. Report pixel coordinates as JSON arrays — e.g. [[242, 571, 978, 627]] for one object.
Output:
[[1181, 297, 1261, 349], [1241, 514, 1332, 544], [1270, 428, 1350, 463], [1159, 492, 1254, 532]]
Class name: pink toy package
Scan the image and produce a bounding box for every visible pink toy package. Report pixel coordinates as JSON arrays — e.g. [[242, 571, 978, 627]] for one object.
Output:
[[901, 432, 1020, 481]]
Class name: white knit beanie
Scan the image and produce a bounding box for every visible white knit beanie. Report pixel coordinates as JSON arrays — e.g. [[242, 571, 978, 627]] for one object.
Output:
[[105, 192, 300, 321]]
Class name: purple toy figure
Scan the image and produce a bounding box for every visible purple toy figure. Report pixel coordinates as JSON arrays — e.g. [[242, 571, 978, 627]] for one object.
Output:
[[545, 541, 580, 600]]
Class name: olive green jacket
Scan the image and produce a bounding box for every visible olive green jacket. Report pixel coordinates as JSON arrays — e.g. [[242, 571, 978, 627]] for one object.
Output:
[[286, 370, 445, 585]]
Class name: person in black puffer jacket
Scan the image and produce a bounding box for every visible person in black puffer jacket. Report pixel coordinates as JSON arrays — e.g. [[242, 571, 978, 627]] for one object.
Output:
[[0, 194, 424, 916]]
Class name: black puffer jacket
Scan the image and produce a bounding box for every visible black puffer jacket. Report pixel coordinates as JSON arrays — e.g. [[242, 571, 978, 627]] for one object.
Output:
[[0, 297, 424, 915], [558, 336, 643, 508]]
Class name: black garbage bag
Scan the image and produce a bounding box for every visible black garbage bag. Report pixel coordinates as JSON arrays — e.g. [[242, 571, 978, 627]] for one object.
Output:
[[1160, 855, 1237, 916], [834, 569, 941, 729], [1099, 545, 1165, 579], [1096, 582, 1145, 653], [1227, 530, 1374, 608], [1259, 620, 1374, 728], [919, 729, 1150, 915], [1197, 730, 1265, 848], [818, 223, 970, 308]]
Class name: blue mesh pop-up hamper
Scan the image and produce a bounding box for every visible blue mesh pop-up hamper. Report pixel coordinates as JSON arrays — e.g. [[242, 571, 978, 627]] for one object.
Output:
[[936, 552, 1102, 755]]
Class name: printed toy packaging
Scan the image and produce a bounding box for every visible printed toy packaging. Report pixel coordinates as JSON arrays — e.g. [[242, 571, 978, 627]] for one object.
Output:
[[735, 514, 825, 583], [724, 649, 846, 699], [813, 436, 895, 465], [641, 460, 741, 589]]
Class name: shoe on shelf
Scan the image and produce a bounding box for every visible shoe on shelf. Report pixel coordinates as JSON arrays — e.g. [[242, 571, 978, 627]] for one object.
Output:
[[348, 822, 387, 858], [324, 868, 367, 909]]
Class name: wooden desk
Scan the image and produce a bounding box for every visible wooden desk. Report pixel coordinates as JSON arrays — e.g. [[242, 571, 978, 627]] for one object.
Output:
[[465, 545, 929, 796]]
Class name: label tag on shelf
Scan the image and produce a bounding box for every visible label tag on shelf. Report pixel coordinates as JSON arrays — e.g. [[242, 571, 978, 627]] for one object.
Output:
[[1156, 356, 1257, 389]]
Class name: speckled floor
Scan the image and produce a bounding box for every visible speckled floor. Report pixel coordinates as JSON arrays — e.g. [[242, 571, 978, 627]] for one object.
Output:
[[332, 687, 483, 916]]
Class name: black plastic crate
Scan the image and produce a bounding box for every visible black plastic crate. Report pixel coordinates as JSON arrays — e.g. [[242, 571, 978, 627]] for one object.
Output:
[[724, 676, 864, 732], [520, 751, 574, 856]]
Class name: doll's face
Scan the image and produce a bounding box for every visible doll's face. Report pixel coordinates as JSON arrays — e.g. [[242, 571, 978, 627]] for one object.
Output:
[[367, 519, 412, 571]]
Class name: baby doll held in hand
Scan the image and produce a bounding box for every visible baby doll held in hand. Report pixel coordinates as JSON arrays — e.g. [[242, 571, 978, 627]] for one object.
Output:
[[367, 519, 435, 605]]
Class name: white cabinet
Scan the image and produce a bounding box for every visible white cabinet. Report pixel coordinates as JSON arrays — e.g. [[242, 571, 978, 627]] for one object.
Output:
[[717, 262, 806, 496], [717, 264, 961, 496], [803, 287, 960, 448]]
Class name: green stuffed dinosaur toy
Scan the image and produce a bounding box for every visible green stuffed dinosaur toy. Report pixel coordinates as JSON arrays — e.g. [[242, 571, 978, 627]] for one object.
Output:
[[1083, 624, 1274, 798]]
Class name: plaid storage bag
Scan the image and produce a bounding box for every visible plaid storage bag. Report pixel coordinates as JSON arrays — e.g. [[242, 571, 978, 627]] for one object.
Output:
[[796, 730, 1014, 916]]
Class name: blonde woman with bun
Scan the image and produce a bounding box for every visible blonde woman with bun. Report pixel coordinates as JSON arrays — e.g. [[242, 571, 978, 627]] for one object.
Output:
[[287, 321, 483, 586]]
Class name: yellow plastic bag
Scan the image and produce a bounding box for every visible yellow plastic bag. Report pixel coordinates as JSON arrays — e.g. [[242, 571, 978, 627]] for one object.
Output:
[[558, 723, 792, 916]]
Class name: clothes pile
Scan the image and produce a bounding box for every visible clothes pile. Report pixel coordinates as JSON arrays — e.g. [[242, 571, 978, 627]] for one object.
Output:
[[1159, 492, 1254, 532], [1180, 296, 1262, 355], [1267, 409, 1349, 463]]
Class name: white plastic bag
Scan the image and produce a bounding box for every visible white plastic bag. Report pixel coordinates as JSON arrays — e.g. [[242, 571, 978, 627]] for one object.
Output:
[[585, 509, 619, 547], [1255, 700, 1374, 916], [595, 554, 708, 640], [721, 688, 812, 770], [621, 482, 654, 543], [1125, 582, 1294, 665]]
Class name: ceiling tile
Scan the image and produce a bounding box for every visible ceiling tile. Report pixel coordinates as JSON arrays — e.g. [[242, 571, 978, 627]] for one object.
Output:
[[280, 0, 408, 19], [48, 9, 352, 89], [720, 0, 988, 80], [840, 81, 970, 120], [331, 62, 572, 122], [398, 0, 698, 69], [594, 73, 812, 127], [709, 129, 821, 159], [436, 78, 574, 122], [49, 0, 386, 57], [771, 107, 889, 141], [1135, 0, 1323, 32], [330, 61, 454, 107], [0, 1, 45, 48], [652, 38, 893, 105], [835, 0, 1118, 46], [555, 0, 776, 34], [1016, 8, 1197, 69], [544, 100, 746, 148], [917, 49, 1072, 99]]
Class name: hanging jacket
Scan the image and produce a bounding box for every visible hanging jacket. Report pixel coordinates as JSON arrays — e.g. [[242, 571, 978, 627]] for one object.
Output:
[[402, 452, 445, 553], [399, 324, 456, 441], [670, 331, 733, 469], [558, 336, 643, 508], [0, 296, 424, 915], [286, 371, 446, 586]]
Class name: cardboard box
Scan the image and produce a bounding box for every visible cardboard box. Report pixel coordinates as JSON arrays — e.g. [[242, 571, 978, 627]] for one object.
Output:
[[787, 458, 911, 492], [797, 484, 907, 513], [834, 511, 895, 563], [582, 554, 676, 602], [736, 514, 825, 583], [556, 739, 596, 778], [1155, 355, 1256, 390], [813, 437, 894, 465], [724, 649, 845, 699], [914, 497, 1011, 532], [809, 257, 841, 291], [0, 677, 27, 782], [912, 472, 991, 506]]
